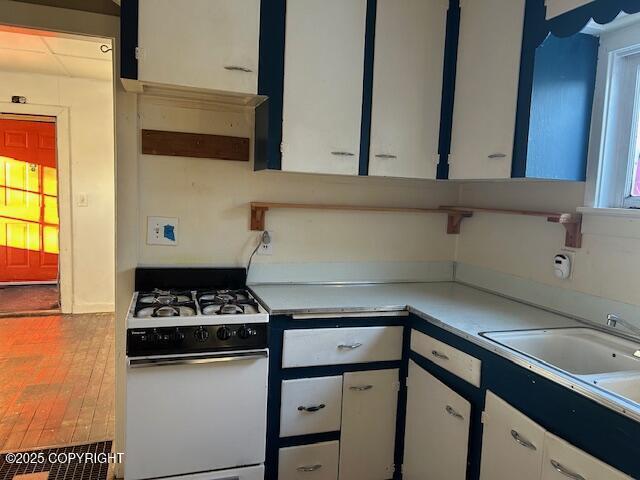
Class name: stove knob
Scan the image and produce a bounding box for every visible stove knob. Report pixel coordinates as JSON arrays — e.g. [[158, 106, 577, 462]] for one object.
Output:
[[150, 331, 162, 343], [194, 326, 209, 342], [216, 326, 232, 341], [174, 328, 185, 344], [237, 325, 256, 340]]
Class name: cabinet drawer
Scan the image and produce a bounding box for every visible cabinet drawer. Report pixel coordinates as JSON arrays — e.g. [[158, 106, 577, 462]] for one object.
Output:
[[480, 391, 545, 480], [278, 441, 340, 480], [280, 376, 343, 438], [282, 327, 403, 368], [410, 330, 481, 387]]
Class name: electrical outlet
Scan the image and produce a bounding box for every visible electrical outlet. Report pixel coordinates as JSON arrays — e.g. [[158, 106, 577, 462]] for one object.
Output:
[[257, 231, 273, 255], [147, 216, 179, 246]]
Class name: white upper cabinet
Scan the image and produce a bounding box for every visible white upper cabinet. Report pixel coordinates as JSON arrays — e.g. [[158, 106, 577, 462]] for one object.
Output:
[[281, 0, 367, 175], [339, 369, 399, 480], [541, 432, 632, 480], [368, 0, 449, 179], [137, 0, 260, 94], [480, 391, 545, 480], [448, 0, 526, 179], [545, 0, 594, 19], [403, 361, 470, 480]]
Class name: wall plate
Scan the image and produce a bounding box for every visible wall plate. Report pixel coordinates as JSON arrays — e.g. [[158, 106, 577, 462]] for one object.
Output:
[[147, 216, 179, 246]]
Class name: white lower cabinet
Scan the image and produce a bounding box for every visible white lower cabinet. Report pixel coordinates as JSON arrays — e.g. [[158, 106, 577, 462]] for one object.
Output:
[[480, 391, 545, 480], [279, 441, 340, 480], [481, 391, 632, 480], [541, 432, 632, 480], [403, 361, 471, 480], [339, 369, 399, 480]]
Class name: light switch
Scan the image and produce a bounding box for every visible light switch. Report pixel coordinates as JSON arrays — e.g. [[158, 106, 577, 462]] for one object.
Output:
[[147, 216, 179, 246], [77, 193, 88, 207]]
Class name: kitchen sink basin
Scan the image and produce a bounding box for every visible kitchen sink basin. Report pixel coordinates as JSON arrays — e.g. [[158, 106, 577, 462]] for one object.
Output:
[[482, 327, 640, 406], [482, 327, 640, 375], [591, 373, 640, 403]]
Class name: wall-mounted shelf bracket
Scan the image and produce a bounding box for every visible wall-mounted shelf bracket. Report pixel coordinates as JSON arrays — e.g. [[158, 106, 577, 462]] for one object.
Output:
[[548, 213, 583, 249], [442, 206, 583, 248], [446, 211, 474, 234], [250, 204, 269, 231]]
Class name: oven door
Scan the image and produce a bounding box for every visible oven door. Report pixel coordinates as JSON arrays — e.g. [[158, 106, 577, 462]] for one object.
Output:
[[125, 350, 268, 480]]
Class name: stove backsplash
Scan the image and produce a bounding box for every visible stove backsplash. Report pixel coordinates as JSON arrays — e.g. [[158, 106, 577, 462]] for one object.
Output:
[[134, 267, 247, 291]]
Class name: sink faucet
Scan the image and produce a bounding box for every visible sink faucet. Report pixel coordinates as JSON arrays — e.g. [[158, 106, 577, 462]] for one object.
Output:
[[606, 314, 640, 337]]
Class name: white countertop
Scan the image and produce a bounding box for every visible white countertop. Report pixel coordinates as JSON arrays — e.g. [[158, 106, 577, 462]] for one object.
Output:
[[249, 281, 640, 422], [249, 282, 581, 336]]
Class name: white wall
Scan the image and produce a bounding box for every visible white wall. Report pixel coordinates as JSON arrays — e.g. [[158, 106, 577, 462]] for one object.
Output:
[[455, 182, 640, 308], [137, 98, 459, 274], [0, 70, 115, 313]]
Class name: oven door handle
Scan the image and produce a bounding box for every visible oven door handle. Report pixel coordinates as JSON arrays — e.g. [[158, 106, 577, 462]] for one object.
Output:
[[128, 350, 268, 368]]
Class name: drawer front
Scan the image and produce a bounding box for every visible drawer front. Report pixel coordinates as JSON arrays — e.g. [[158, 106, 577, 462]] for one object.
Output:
[[411, 330, 481, 387], [282, 326, 403, 368], [278, 441, 340, 480], [280, 376, 343, 438]]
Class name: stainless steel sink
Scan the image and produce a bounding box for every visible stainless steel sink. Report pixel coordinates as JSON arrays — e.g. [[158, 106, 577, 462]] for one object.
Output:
[[482, 327, 640, 404]]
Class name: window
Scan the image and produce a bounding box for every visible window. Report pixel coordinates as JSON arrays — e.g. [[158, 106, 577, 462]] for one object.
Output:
[[588, 17, 640, 209]]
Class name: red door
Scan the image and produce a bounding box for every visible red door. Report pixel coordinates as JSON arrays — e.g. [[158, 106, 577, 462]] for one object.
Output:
[[0, 118, 59, 282]]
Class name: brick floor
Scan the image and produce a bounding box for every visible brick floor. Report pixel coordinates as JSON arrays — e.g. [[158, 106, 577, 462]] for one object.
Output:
[[0, 314, 114, 451], [0, 287, 60, 315]]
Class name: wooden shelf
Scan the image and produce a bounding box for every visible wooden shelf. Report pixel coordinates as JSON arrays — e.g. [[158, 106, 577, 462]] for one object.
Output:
[[441, 206, 583, 248], [250, 202, 473, 234]]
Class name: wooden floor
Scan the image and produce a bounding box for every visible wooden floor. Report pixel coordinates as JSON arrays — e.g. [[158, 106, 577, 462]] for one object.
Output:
[[0, 314, 114, 451], [0, 286, 60, 315]]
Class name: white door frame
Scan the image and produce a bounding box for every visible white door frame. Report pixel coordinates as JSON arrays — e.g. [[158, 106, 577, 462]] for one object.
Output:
[[0, 103, 73, 313]]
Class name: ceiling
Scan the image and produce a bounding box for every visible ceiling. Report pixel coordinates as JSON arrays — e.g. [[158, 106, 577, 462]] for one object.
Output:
[[0, 28, 113, 81]]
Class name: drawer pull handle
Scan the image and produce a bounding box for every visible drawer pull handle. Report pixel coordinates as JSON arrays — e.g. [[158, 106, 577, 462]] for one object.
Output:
[[349, 385, 374, 391], [298, 404, 326, 413], [445, 405, 464, 420], [431, 350, 449, 360], [550, 460, 586, 480], [375, 154, 397, 159], [510, 430, 537, 450], [338, 343, 363, 350], [224, 65, 253, 73], [331, 151, 355, 157], [297, 464, 322, 472], [488, 153, 507, 159]]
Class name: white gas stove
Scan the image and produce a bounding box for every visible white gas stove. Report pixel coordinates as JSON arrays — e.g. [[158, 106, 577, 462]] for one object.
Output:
[[125, 268, 268, 480]]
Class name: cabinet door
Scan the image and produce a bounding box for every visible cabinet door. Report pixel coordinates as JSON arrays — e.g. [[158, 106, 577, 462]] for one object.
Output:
[[542, 432, 632, 480], [448, 0, 526, 179], [281, 0, 366, 175], [368, 0, 448, 180], [339, 369, 399, 480], [138, 0, 260, 94], [479, 391, 545, 480], [403, 361, 470, 480]]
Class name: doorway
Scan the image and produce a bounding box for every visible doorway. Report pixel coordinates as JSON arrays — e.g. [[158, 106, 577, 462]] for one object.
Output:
[[0, 115, 60, 314], [0, 23, 116, 454]]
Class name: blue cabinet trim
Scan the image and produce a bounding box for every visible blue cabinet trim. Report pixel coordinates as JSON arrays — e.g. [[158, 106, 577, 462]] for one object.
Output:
[[120, 0, 138, 80], [437, 0, 461, 180], [358, 0, 378, 176], [255, 0, 286, 170], [265, 315, 406, 480]]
